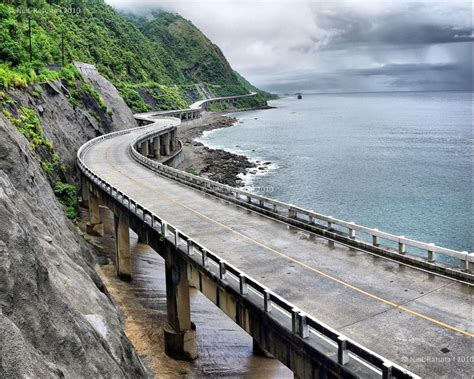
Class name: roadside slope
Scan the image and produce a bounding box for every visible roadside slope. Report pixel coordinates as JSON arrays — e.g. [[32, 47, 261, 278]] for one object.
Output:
[[0, 70, 146, 377]]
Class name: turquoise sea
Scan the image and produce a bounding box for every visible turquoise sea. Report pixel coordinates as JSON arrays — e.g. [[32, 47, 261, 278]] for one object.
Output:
[[197, 92, 472, 252]]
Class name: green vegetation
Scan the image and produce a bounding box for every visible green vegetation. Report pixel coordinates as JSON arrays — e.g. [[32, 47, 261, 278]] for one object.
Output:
[[145, 84, 188, 110], [31, 86, 43, 97], [3, 106, 53, 150], [206, 93, 267, 112], [115, 81, 189, 112], [0, 63, 59, 89], [69, 82, 108, 112], [41, 152, 60, 173], [114, 84, 150, 112], [59, 64, 82, 85], [234, 93, 267, 108], [0, 1, 172, 84], [0, 0, 274, 222], [1, 99, 79, 220], [233, 71, 278, 100], [137, 12, 242, 86], [2, 104, 67, 182], [54, 181, 79, 220], [0, 62, 83, 90], [207, 102, 229, 112], [187, 167, 198, 175], [0, 90, 15, 105], [0, 0, 272, 110]]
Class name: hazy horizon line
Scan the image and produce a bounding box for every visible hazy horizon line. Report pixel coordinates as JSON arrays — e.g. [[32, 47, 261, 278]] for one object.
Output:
[[276, 89, 473, 96]]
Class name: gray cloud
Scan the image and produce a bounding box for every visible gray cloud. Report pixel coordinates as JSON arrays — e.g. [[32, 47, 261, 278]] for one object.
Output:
[[256, 57, 472, 93], [106, 0, 473, 93], [345, 62, 461, 76], [311, 4, 474, 49]]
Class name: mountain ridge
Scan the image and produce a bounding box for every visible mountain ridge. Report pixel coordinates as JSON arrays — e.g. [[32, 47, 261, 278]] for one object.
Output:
[[0, 0, 273, 111]]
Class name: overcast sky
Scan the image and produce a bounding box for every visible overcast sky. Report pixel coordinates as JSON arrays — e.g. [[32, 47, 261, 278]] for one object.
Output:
[[106, 0, 473, 93]]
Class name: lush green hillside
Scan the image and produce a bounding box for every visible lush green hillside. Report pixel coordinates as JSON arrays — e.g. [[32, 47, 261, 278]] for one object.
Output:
[[137, 12, 245, 89], [121, 11, 271, 109], [0, 0, 271, 111], [0, 0, 173, 83]]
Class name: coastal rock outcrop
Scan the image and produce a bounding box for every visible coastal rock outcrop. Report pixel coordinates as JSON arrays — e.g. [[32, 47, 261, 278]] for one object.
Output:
[[177, 114, 257, 187]]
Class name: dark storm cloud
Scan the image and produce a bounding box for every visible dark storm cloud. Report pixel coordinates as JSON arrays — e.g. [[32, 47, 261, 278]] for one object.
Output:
[[106, 0, 473, 93], [312, 6, 474, 50]]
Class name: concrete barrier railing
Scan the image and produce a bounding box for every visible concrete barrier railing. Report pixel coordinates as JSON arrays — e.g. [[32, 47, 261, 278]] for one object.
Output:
[[77, 123, 419, 379], [189, 92, 258, 109], [129, 127, 473, 282], [134, 92, 258, 122]]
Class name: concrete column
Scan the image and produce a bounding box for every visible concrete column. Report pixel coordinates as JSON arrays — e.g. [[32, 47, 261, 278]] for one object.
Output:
[[86, 194, 104, 236], [80, 175, 89, 208], [142, 140, 150, 157], [99, 205, 114, 236], [164, 245, 197, 360], [114, 212, 131, 281], [170, 129, 177, 151], [159, 135, 166, 156], [163, 133, 171, 156], [152, 136, 161, 159]]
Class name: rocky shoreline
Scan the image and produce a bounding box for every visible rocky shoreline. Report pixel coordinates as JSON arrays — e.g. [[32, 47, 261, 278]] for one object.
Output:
[[177, 112, 269, 187]]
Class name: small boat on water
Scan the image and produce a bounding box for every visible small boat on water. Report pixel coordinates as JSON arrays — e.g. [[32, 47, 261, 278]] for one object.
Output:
[[297, 93, 302, 99]]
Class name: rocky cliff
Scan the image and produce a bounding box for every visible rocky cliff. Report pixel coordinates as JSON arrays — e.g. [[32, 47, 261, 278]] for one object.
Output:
[[0, 68, 147, 377]]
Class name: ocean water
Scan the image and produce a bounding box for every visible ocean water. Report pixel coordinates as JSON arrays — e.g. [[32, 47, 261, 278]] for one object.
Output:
[[197, 92, 472, 252]]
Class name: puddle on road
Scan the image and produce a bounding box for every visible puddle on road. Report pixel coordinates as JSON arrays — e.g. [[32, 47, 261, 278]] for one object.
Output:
[[82, 209, 292, 378]]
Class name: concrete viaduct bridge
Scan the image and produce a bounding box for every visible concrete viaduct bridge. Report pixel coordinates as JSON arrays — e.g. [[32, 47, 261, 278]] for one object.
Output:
[[78, 93, 473, 379]]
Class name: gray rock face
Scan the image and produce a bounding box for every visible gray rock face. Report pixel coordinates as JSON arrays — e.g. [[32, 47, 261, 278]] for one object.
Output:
[[75, 62, 137, 130], [0, 72, 146, 377]]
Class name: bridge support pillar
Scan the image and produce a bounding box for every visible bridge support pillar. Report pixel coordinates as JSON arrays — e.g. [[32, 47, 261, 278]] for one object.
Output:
[[152, 136, 161, 159], [80, 175, 89, 209], [86, 193, 104, 236], [170, 129, 177, 152], [163, 133, 171, 156], [114, 211, 131, 281], [164, 245, 197, 360], [159, 135, 167, 157], [142, 140, 150, 157]]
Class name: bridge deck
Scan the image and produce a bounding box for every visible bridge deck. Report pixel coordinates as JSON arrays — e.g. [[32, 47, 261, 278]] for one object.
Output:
[[84, 125, 473, 378]]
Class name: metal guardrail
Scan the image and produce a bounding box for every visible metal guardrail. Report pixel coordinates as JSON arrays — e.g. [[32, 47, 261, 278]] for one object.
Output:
[[77, 106, 419, 379]]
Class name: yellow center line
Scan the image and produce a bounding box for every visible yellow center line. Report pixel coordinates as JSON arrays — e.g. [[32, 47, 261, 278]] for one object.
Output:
[[98, 142, 473, 338]]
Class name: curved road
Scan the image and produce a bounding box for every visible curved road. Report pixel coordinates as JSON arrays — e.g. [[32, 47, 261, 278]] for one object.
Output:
[[83, 104, 472, 378]]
